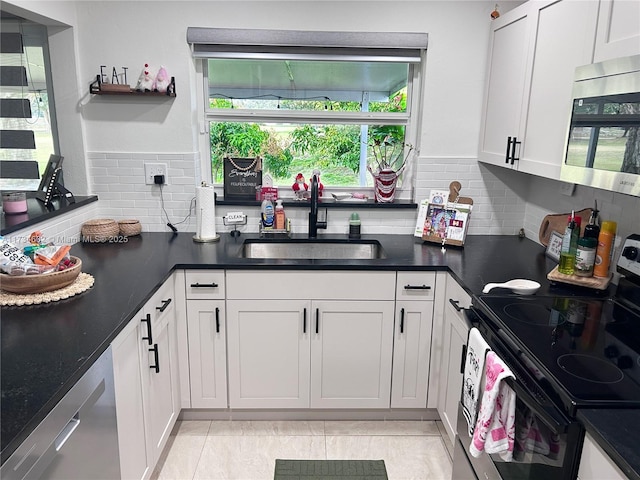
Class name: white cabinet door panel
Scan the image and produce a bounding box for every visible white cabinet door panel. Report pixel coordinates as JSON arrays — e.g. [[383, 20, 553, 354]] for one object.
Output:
[[479, 7, 532, 167], [187, 300, 227, 408], [311, 301, 394, 409], [594, 0, 640, 62], [227, 299, 310, 408], [391, 301, 433, 408]]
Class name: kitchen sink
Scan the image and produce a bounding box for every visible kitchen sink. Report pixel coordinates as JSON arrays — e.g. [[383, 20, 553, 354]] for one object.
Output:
[[237, 239, 387, 260]]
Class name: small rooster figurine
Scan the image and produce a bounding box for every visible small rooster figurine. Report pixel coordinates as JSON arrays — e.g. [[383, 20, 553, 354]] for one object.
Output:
[[292, 173, 309, 199]]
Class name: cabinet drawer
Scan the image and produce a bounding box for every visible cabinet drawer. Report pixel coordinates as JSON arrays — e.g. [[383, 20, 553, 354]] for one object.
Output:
[[446, 275, 472, 310], [226, 270, 395, 300], [147, 276, 175, 331], [396, 272, 436, 301], [185, 270, 225, 299]]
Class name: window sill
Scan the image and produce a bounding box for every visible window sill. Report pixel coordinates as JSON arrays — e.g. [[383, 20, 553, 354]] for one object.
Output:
[[1, 194, 99, 236]]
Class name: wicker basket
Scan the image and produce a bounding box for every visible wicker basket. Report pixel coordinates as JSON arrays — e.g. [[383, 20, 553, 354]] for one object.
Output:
[[0, 256, 82, 294], [118, 219, 141, 237], [81, 219, 119, 242]]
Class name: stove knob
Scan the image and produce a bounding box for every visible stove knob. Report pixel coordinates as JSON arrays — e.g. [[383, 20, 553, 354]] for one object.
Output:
[[622, 246, 639, 261], [604, 345, 619, 358], [617, 356, 633, 370]]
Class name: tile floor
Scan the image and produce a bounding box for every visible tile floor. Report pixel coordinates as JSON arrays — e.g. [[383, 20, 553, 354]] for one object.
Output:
[[152, 420, 453, 480]]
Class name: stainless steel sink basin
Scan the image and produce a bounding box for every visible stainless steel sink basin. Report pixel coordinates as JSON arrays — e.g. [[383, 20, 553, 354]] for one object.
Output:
[[237, 239, 387, 260]]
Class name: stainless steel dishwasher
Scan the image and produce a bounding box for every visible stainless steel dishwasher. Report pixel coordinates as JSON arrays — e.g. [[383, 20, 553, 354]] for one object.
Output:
[[1, 347, 121, 480]]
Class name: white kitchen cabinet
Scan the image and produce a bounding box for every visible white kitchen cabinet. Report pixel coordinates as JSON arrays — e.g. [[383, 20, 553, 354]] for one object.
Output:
[[111, 274, 179, 480], [594, 0, 640, 63], [578, 432, 627, 480], [140, 277, 180, 470], [111, 307, 151, 480], [184, 270, 227, 408], [225, 270, 396, 409], [437, 274, 472, 445], [390, 272, 436, 408], [479, 0, 599, 179], [226, 299, 310, 409], [311, 300, 395, 409], [187, 300, 227, 408]]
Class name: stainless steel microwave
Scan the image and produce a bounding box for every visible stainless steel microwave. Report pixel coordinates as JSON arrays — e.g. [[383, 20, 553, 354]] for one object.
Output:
[[561, 54, 640, 197]]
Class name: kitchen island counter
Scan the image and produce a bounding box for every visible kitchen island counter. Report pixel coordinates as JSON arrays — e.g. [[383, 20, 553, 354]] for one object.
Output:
[[0, 232, 619, 466]]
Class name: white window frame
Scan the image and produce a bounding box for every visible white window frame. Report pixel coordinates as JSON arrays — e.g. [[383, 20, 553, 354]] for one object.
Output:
[[191, 29, 426, 199]]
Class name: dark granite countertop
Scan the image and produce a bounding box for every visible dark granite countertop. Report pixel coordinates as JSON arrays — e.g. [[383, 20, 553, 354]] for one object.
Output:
[[0, 232, 627, 468], [578, 409, 640, 480]]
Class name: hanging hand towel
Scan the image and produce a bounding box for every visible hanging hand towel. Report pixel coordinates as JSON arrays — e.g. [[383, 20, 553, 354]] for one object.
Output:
[[462, 327, 491, 436], [469, 351, 516, 461]]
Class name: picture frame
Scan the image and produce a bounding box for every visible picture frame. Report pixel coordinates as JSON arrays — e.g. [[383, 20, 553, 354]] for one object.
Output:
[[546, 230, 564, 262], [35, 154, 64, 204], [223, 156, 262, 200]]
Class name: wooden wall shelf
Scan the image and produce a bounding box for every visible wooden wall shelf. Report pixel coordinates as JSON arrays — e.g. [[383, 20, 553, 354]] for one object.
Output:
[[89, 75, 176, 97]]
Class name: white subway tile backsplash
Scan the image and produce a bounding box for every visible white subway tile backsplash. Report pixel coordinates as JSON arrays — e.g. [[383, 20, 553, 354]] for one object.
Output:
[[79, 151, 637, 245]]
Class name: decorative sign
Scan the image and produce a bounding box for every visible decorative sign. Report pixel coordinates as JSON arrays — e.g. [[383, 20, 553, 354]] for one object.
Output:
[[223, 157, 262, 200], [546, 231, 563, 262]]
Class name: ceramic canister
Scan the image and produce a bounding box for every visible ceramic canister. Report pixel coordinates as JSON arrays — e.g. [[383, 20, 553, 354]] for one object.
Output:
[[2, 192, 28, 214]]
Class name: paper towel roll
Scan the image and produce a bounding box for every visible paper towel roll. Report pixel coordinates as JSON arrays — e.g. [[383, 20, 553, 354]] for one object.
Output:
[[194, 184, 219, 242]]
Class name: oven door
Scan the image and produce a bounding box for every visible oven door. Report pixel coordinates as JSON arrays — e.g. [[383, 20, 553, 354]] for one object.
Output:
[[454, 314, 584, 480]]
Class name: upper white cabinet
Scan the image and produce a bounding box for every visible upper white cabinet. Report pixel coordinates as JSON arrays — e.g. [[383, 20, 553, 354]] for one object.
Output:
[[594, 0, 640, 62], [479, 0, 599, 179]]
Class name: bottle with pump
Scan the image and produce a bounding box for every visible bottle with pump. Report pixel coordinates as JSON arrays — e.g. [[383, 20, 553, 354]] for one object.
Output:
[[558, 211, 580, 275], [275, 199, 286, 230]]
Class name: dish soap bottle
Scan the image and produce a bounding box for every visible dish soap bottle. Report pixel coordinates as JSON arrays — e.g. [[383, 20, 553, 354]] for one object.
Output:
[[261, 198, 274, 229], [559, 211, 580, 275], [275, 199, 286, 230]]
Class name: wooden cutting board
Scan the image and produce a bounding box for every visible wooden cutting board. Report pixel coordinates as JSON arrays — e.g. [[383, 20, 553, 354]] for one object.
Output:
[[538, 208, 592, 246]]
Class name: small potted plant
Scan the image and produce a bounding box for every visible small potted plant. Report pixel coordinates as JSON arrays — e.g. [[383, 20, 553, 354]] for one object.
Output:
[[367, 133, 414, 203]]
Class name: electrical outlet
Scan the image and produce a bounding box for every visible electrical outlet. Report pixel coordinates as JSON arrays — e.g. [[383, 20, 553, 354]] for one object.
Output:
[[559, 182, 576, 196], [144, 163, 168, 185]]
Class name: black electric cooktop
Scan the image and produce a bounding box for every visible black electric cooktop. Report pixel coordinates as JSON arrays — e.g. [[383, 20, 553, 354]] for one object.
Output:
[[475, 295, 640, 414]]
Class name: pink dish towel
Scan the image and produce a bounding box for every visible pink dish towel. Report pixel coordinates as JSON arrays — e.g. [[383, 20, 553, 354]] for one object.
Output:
[[469, 351, 516, 462]]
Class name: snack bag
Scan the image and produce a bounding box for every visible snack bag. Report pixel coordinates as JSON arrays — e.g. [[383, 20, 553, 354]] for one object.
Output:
[[0, 236, 33, 274]]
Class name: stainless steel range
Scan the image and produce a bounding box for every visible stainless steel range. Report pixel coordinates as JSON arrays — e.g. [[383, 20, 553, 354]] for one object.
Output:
[[454, 234, 640, 480]]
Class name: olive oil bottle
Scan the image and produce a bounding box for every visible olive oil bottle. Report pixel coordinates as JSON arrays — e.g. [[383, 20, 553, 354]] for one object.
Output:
[[559, 211, 580, 275]]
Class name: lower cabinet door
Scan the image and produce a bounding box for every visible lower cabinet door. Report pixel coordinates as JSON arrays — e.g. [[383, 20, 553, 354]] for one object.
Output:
[[141, 308, 179, 468], [187, 300, 227, 408], [227, 299, 311, 408], [439, 301, 469, 444], [310, 300, 394, 409], [391, 300, 434, 408], [112, 312, 151, 480]]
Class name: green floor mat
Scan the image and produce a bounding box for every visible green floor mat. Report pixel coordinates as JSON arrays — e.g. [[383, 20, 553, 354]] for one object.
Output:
[[274, 459, 388, 480]]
